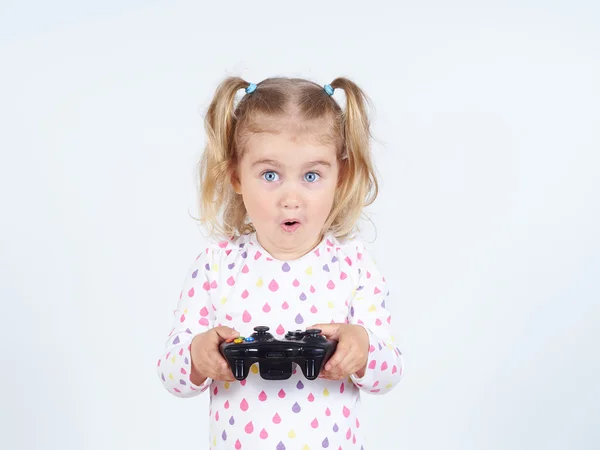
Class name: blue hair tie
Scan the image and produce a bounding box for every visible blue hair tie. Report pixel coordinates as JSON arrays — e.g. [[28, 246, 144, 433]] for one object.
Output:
[[245, 83, 257, 94], [324, 84, 335, 96]]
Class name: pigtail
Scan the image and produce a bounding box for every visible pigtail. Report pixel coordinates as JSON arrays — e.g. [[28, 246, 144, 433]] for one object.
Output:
[[198, 77, 251, 236], [325, 78, 379, 236]]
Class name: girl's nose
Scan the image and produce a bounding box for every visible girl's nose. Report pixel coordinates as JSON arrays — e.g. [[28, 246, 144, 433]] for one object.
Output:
[[280, 186, 301, 209]]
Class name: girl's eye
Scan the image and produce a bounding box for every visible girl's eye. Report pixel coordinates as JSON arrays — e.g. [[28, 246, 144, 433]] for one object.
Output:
[[304, 172, 320, 182], [262, 171, 279, 182]]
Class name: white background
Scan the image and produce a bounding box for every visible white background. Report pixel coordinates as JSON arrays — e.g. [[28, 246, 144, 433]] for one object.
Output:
[[1, 1, 599, 449]]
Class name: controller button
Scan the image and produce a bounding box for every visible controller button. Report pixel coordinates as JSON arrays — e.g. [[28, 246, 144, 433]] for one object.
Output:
[[244, 337, 255, 342], [266, 352, 285, 358], [234, 338, 244, 343]]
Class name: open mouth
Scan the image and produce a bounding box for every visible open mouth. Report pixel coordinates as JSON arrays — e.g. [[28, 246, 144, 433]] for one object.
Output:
[[281, 219, 301, 232]]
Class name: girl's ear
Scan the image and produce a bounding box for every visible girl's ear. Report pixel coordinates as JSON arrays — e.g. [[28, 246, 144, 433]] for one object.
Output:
[[229, 167, 242, 194]]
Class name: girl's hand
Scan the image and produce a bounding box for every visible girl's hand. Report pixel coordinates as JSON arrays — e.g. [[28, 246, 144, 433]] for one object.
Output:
[[307, 323, 369, 380], [190, 326, 240, 384]]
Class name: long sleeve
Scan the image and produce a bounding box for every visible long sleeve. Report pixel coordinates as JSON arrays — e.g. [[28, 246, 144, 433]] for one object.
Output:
[[348, 243, 404, 393], [157, 248, 216, 398]]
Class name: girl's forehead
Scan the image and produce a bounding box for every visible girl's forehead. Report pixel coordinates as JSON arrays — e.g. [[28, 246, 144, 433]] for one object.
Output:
[[241, 132, 338, 169], [245, 131, 337, 156]]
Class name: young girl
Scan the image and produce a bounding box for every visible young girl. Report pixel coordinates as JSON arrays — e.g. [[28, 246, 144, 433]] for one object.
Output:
[[157, 76, 404, 449]]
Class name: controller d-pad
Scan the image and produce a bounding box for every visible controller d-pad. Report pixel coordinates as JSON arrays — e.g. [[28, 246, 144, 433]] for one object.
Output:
[[285, 330, 305, 340]]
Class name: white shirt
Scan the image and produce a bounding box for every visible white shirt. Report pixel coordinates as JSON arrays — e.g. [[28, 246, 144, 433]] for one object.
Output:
[[157, 232, 404, 449]]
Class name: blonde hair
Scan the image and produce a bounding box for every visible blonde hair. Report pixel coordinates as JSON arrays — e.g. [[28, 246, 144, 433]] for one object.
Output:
[[196, 76, 379, 239]]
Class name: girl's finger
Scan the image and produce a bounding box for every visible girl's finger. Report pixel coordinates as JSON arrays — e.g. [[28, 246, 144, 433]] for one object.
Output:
[[325, 345, 348, 371]]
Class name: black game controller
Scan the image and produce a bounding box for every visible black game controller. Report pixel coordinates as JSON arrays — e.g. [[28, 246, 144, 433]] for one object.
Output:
[[219, 326, 337, 381]]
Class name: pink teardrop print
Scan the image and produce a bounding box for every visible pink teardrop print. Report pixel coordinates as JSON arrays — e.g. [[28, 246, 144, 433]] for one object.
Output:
[[311, 418, 319, 428], [273, 413, 281, 424], [276, 324, 285, 335], [245, 421, 254, 434], [240, 398, 249, 411], [241, 289, 249, 299], [282, 301, 289, 310], [227, 276, 235, 286], [278, 389, 286, 398], [243, 310, 252, 323], [260, 428, 268, 439], [268, 279, 279, 292], [259, 391, 267, 401], [293, 278, 300, 287], [327, 280, 335, 290], [262, 303, 271, 313], [188, 287, 195, 297], [343, 406, 350, 418]]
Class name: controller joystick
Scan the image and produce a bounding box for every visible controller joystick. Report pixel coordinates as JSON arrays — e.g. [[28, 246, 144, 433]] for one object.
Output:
[[253, 326, 270, 334], [219, 325, 337, 381]]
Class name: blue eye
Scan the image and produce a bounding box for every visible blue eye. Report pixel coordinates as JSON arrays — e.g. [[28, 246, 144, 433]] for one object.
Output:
[[304, 172, 320, 182], [263, 171, 279, 182]]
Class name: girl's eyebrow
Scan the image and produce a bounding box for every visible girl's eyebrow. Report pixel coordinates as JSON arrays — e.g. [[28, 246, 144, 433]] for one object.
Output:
[[251, 159, 281, 168], [251, 159, 332, 169]]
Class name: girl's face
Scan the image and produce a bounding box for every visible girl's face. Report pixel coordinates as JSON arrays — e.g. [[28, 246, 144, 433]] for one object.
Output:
[[232, 127, 339, 261]]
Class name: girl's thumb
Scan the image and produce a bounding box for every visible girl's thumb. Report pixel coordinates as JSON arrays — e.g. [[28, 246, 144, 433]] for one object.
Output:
[[214, 326, 240, 340]]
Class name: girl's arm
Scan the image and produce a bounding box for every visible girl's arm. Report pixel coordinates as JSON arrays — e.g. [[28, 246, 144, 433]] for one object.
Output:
[[347, 243, 405, 393], [157, 248, 216, 398]]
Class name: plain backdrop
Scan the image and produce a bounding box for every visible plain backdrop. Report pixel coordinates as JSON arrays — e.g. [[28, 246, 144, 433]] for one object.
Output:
[[1, 1, 599, 449]]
